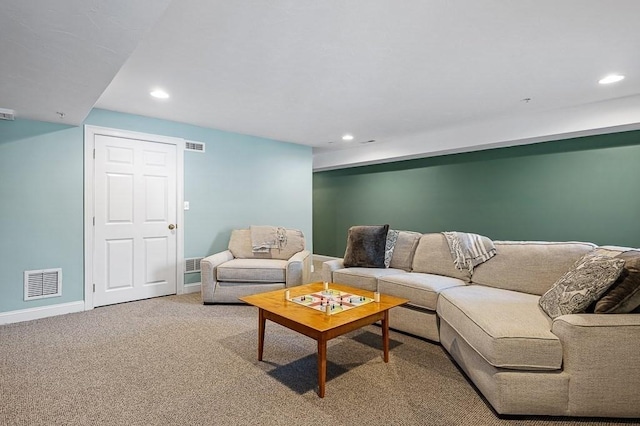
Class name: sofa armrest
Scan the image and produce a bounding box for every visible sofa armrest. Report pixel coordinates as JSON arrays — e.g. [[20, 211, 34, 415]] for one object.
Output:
[[200, 250, 235, 303], [322, 258, 344, 283], [552, 313, 640, 416], [286, 250, 311, 288]]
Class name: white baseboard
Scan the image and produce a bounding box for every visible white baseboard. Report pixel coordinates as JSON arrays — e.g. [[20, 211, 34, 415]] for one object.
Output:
[[183, 282, 201, 294], [0, 301, 85, 325]]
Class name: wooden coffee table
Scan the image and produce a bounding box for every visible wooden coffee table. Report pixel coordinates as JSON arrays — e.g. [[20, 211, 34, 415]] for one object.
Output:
[[239, 282, 408, 397]]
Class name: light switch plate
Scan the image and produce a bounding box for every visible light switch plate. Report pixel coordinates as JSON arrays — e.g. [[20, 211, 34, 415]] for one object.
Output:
[[184, 201, 190, 210]]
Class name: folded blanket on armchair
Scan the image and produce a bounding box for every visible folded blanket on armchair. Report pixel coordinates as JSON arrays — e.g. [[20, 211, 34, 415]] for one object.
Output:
[[442, 231, 496, 273], [250, 225, 287, 253]]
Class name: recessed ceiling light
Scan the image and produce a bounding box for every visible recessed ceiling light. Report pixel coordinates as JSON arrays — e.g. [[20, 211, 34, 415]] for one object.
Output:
[[150, 89, 170, 99], [342, 134, 354, 141], [598, 74, 625, 85]]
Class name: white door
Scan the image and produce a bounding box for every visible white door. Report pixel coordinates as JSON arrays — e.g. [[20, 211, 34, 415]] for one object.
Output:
[[93, 134, 178, 307]]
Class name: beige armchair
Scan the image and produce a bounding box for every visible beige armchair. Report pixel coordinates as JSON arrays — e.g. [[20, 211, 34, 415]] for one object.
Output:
[[201, 227, 311, 303]]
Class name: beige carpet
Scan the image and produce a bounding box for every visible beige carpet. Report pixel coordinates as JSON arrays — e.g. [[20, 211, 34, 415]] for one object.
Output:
[[1, 293, 638, 426]]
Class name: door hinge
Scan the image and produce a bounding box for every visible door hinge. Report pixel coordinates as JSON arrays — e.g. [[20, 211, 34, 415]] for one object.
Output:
[[92, 283, 95, 293], [93, 217, 95, 226], [93, 148, 95, 159]]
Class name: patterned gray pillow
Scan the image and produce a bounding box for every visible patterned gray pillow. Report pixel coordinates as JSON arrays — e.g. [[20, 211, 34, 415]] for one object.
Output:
[[384, 230, 400, 268], [539, 255, 625, 319]]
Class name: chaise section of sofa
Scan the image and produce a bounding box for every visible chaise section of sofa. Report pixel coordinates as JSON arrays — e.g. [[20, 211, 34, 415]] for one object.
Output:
[[438, 285, 563, 371]]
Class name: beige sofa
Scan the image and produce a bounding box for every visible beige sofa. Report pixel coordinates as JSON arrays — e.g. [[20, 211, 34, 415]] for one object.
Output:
[[322, 232, 640, 418], [201, 228, 311, 303]]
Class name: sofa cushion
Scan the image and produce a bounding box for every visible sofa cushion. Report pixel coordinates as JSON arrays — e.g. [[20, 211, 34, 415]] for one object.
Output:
[[378, 273, 466, 311], [343, 225, 389, 268], [389, 231, 422, 271], [539, 254, 625, 319], [228, 229, 305, 260], [333, 267, 407, 291], [437, 285, 563, 371], [595, 250, 640, 313], [471, 241, 596, 295], [217, 258, 287, 283], [412, 233, 471, 282]]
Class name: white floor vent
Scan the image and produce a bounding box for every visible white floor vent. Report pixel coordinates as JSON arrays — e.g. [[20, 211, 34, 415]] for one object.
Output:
[[185, 257, 203, 273], [185, 140, 205, 153], [24, 268, 62, 300]]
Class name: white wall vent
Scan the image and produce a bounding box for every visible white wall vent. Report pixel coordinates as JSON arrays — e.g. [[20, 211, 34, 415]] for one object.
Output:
[[185, 257, 203, 273], [0, 108, 15, 121], [24, 268, 62, 300], [185, 140, 205, 153]]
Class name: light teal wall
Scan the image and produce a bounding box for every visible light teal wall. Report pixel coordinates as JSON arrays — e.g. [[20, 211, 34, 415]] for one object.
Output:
[[0, 121, 84, 311], [0, 109, 312, 313], [314, 130, 640, 257]]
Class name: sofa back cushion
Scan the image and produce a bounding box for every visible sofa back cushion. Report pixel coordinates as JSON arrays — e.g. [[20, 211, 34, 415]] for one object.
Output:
[[389, 231, 422, 271], [471, 241, 595, 295], [412, 233, 472, 282], [228, 228, 305, 260]]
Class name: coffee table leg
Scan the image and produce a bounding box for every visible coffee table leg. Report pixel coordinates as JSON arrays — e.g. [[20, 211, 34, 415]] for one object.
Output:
[[258, 309, 265, 361], [317, 337, 327, 398], [382, 310, 390, 363]]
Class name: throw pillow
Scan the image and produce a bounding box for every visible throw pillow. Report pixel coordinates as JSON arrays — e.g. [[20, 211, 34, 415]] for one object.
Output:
[[384, 229, 400, 268], [595, 251, 640, 313], [389, 231, 422, 271], [539, 254, 625, 319], [343, 225, 389, 268]]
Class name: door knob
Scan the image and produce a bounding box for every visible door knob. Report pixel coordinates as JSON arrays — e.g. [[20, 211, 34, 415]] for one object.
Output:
[[168, 224, 176, 230]]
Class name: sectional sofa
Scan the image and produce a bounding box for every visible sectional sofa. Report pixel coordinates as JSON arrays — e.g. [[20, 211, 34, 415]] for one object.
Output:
[[322, 232, 640, 418]]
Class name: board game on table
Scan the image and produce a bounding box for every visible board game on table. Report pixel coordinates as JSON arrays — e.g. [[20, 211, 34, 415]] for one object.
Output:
[[290, 288, 373, 314]]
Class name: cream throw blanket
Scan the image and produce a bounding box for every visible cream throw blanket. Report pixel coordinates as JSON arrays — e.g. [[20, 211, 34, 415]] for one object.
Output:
[[442, 231, 496, 273], [250, 226, 287, 253]]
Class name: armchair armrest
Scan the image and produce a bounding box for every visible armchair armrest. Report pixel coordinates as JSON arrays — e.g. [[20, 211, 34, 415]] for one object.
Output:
[[200, 250, 234, 303], [552, 313, 640, 416], [286, 250, 311, 287], [322, 258, 344, 283]]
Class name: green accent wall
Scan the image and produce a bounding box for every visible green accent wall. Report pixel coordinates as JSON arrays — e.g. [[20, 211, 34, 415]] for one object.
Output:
[[313, 130, 640, 257], [0, 109, 312, 314]]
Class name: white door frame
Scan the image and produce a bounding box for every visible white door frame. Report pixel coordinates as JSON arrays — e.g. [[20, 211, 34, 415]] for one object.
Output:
[[84, 125, 185, 311]]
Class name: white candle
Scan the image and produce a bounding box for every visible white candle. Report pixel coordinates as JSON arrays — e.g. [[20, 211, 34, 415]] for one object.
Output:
[[325, 304, 331, 315], [374, 292, 380, 302], [285, 290, 290, 300], [323, 281, 329, 290]]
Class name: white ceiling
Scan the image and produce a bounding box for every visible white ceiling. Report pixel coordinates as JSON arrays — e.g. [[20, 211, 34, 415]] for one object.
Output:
[[2, 1, 640, 170]]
